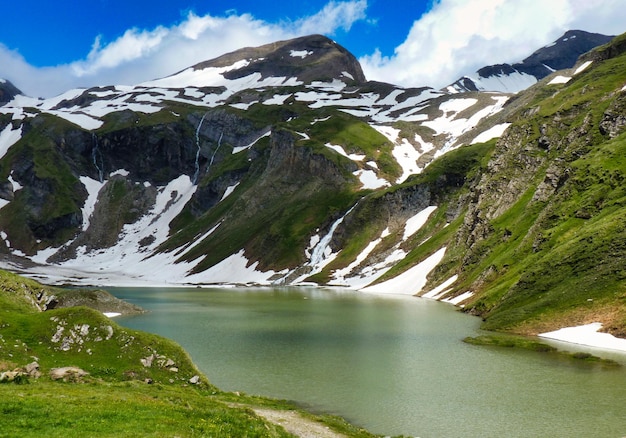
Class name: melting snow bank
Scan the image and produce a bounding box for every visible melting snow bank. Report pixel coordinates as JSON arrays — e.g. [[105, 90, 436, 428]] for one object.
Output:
[[359, 247, 447, 296], [539, 323, 626, 353]]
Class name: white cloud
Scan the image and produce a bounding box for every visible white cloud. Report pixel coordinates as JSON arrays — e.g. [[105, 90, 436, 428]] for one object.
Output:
[[0, 1, 368, 98], [1, 0, 624, 97], [293, 0, 368, 35], [360, 0, 626, 88]]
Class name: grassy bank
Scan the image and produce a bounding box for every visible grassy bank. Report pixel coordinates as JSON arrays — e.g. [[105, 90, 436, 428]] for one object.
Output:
[[0, 269, 379, 437]]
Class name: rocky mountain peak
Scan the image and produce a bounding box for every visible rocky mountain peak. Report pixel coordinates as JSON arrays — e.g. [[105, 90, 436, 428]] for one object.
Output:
[[0, 79, 22, 104], [448, 29, 614, 93], [189, 34, 366, 85]]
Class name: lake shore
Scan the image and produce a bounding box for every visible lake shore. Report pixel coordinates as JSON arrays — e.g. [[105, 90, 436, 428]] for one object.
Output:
[[3, 253, 626, 355]]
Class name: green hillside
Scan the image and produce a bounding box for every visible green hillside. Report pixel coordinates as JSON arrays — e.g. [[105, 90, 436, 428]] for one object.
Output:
[[422, 35, 626, 336], [0, 270, 377, 437]]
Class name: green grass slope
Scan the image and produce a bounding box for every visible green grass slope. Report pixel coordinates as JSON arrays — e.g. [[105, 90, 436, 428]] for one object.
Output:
[[427, 34, 626, 337], [0, 270, 378, 437]]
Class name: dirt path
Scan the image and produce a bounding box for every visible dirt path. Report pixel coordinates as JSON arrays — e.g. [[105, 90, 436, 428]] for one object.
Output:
[[251, 407, 348, 438]]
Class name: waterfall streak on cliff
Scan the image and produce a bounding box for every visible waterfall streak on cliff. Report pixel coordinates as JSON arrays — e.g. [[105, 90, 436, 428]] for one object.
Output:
[[193, 113, 208, 184], [207, 132, 224, 171], [91, 134, 104, 183]]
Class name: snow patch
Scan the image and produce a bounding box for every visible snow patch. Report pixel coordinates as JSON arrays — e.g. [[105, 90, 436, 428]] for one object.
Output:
[[403, 206, 437, 240], [8, 174, 22, 191], [232, 130, 271, 154], [360, 247, 447, 295], [442, 291, 474, 305], [539, 323, 626, 353], [302, 204, 358, 278], [220, 182, 240, 201], [332, 228, 389, 285], [574, 61, 592, 75], [30, 175, 198, 285], [45, 110, 103, 130], [470, 71, 537, 93], [421, 275, 458, 299], [471, 123, 511, 144], [263, 94, 291, 105], [372, 125, 400, 143], [79, 176, 105, 231], [548, 75, 571, 85], [175, 223, 221, 258], [0, 124, 22, 159], [325, 143, 365, 161], [185, 249, 281, 285], [290, 50, 313, 58], [109, 169, 130, 177], [392, 140, 423, 183], [353, 169, 389, 190]]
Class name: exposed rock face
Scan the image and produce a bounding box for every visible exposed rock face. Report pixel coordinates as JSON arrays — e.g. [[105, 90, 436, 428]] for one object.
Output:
[[599, 94, 626, 139], [0, 79, 21, 104]]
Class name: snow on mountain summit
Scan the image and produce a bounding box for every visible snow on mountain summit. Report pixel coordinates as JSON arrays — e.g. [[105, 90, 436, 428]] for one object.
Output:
[[145, 34, 366, 89], [448, 30, 613, 93]]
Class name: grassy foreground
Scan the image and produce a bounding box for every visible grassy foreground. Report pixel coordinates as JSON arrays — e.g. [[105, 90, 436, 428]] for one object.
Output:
[[0, 269, 378, 437], [0, 380, 380, 438]]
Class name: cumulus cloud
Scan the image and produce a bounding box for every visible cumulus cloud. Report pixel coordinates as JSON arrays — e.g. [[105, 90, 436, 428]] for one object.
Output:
[[0, 0, 368, 98], [360, 0, 626, 88], [2, 0, 624, 97], [293, 0, 368, 35]]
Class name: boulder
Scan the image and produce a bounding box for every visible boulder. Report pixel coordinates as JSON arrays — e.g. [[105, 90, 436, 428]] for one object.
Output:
[[25, 362, 41, 378], [49, 366, 89, 381]]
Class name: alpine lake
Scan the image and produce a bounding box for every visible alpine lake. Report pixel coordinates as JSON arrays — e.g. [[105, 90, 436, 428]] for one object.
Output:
[[109, 286, 626, 437]]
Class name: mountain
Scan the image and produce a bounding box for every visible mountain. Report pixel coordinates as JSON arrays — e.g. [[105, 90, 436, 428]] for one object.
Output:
[[1, 32, 625, 340], [448, 30, 614, 93], [0, 79, 22, 104]]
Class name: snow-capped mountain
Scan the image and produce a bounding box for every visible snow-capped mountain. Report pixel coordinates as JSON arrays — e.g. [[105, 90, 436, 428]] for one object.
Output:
[[0, 34, 513, 287], [448, 30, 613, 93], [0, 79, 22, 105], [0, 27, 624, 340]]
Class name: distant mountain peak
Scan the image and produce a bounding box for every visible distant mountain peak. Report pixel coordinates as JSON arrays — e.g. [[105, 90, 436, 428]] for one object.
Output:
[[448, 30, 614, 93], [152, 34, 366, 89], [0, 79, 22, 104]]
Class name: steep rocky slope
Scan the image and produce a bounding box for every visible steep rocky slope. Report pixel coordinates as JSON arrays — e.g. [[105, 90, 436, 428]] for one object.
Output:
[[421, 33, 626, 336]]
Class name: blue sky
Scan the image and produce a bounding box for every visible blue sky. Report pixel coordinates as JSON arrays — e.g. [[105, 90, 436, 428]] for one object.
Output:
[[1, 0, 625, 97], [0, 0, 423, 66]]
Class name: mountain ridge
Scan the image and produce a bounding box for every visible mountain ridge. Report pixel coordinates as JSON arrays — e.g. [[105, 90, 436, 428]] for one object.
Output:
[[448, 30, 614, 93], [1, 31, 625, 340]]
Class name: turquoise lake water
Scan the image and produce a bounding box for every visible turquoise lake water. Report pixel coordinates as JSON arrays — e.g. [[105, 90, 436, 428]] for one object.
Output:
[[110, 286, 626, 437]]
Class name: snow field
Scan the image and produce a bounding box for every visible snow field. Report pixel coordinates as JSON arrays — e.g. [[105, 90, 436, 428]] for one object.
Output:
[[471, 123, 511, 144], [0, 124, 22, 159], [540, 323, 626, 353]]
